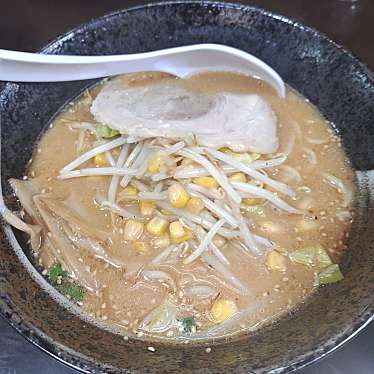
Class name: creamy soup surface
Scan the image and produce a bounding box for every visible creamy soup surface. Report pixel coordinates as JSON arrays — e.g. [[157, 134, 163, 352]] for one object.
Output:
[[9, 72, 354, 341]]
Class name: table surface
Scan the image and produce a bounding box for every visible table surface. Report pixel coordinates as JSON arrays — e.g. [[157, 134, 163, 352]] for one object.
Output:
[[0, 1, 373, 373]]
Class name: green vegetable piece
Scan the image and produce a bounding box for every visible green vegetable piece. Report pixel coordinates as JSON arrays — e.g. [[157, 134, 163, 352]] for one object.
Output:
[[288, 247, 316, 266], [316, 245, 333, 267], [96, 123, 119, 138], [317, 264, 344, 285], [46, 263, 67, 284], [57, 282, 84, 302], [180, 317, 197, 334], [289, 244, 332, 268], [46, 263, 84, 302], [65, 284, 84, 302]]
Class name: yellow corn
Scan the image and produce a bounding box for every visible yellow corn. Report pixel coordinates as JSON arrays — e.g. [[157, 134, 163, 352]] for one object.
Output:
[[193, 176, 219, 189], [152, 233, 170, 249], [169, 221, 185, 240], [242, 197, 264, 206], [169, 221, 193, 244], [147, 151, 166, 174], [133, 240, 149, 254], [229, 172, 247, 183], [211, 298, 238, 323], [168, 183, 190, 208], [186, 197, 204, 214], [146, 216, 169, 237], [123, 220, 144, 241], [93, 153, 107, 167], [266, 250, 287, 272], [121, 185, 138, 196], [212, 235, 226, 248], [222, 148, 260, 163], [139, 200, 155, 216]]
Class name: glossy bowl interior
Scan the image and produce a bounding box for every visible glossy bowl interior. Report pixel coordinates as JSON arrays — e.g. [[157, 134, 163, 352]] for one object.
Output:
[[1, 2, 374, 373]]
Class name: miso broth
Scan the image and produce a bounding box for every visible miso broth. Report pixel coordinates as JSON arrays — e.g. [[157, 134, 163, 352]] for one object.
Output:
[[8, 72, 354, 341]]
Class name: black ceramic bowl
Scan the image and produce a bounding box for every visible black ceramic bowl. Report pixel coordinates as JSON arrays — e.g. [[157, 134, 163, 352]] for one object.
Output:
[[1, 2, 374, 373]]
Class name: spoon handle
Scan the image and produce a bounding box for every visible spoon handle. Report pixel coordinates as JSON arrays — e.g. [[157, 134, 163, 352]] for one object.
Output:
[[0, 44, 285, 97], [0, 49, 163, 82]]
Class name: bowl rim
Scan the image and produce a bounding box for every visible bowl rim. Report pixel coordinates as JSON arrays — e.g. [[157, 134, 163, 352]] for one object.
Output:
[[0, 1, 373, 373]]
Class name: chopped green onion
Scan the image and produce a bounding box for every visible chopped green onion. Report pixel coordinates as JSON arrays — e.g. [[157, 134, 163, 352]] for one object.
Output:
[[289, 244, 332, 268], [179, 317, 197, 334], [317, 264, 344, 285], [59, 283, 84, 302], [96, 123, 119, 138], [47, 263, 67, 283], [45, 263, 84, 302]]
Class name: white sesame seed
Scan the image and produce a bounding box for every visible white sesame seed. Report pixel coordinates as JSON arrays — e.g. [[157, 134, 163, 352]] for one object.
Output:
[[205, 347, 211, 353], [147, 346, 155, 352]]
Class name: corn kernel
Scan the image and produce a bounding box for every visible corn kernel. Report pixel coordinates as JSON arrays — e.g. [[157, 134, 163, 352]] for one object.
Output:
[[186, 197, 204, 214], [222, 149, 260, 163], [212, 235, 226, 247], [121, 185, 138, 196], [133, 240, 149, 253], [123, 220, 144, 241], [93, 153, 107, 167], [172, 230, 193, 244], [266, 251, 288, 272], [146, 216, 169, 237], [193, 176, 219, 189], [169, 221, 193, 244], [229, 172, 247, 183], [169, 221, 185, 240], [168, 183, 190, 208], [211, 298, 238, 323], [147, 151, 166, 174], [139, 200, 155, 216], [152, 233, 170, 249], [242, 197, 264, 206]]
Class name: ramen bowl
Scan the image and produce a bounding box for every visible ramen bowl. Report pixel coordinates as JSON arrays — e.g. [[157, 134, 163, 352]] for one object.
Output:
[[0, 1, 373, 373]]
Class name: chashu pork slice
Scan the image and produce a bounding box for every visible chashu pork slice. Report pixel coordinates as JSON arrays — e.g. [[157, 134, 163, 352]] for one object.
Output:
[[91, 79, 279, 154]]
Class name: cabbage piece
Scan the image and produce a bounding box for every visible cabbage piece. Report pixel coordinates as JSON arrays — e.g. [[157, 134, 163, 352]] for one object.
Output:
[[96, 123, 119, 138], [139, 299, 177, 333], [288, 244, 333, 267], [316, 264, 344, 285]]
